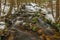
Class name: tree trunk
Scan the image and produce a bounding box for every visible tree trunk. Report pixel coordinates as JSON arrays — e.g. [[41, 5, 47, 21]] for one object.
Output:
[[56, 0, 59, 22], [5, 0, 15, 18], [3, 0, 6, 14], [0, 0, 1, 18]]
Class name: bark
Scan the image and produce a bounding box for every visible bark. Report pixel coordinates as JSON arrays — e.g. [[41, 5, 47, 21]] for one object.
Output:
[[5, 0, 15, 18], [2, 0, 6, 14], [56, 0, 59, 22], [0, 0, 1, 18]]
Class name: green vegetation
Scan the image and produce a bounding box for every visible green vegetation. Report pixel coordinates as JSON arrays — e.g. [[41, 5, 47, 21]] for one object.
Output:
[[32, 17, 37, 24], [32, 26, 38, 32]]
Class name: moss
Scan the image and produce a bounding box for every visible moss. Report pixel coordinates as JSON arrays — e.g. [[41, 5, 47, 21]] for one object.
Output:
[[32, 26, 38, 32], [32, 17, 37, 24]]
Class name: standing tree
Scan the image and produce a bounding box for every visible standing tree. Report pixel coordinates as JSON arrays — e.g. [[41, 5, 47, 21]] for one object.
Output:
[[5, 0, 15, 18], [49, 0, 54, 18], [56, 0, 59, 23], [2, 0, 6, 14], [0, 0, 1, 21], [0, 0, 1, 16]]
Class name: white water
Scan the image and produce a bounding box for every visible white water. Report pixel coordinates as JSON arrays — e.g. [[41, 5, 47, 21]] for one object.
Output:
[[0, 22, 5, 30]]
